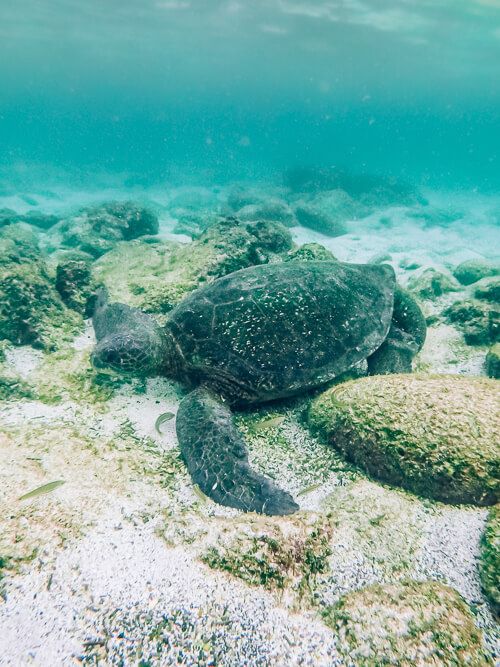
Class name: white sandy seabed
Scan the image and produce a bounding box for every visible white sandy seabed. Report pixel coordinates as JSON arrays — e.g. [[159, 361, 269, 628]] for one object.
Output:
[[0, 183, 499, 666]]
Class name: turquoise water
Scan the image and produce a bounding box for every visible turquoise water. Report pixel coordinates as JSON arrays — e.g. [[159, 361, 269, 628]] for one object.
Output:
[[1, 0, 499, 188]]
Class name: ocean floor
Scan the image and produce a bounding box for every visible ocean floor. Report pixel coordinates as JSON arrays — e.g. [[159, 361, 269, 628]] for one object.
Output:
[[0, 179, 499, 665]]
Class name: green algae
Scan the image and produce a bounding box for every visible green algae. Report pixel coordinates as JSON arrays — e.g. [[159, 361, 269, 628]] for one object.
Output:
[[201, 514, 333, 597]]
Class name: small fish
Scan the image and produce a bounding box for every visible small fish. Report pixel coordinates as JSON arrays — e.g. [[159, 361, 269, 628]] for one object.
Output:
[[18, 480, 65, 501], [155, 411, 175, 434], [297, 482, 323, 497], [252, 415, 286, 432], [192, 484, 210, 503]]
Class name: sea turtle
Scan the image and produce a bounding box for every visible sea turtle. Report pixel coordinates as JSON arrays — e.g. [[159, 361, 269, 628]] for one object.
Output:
[[92, 260, 426, 516]]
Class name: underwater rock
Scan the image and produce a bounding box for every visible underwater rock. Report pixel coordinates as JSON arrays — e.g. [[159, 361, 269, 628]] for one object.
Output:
[[285, 243, 336, 262], [56, 201, 159, 258], [294, 203, 347, 237], [474, 277, 500, 304], [172, 211, 223, 238], [486, 344, 500, 379], [93, 218, 293, 316], [309, 374, 499, 506], [322, 580, 493, 666], [0, 223, 42, 263], [453, 259, 498, 286], [199, 218, 293, 278], [399, 257, 422, 271], [479, 505, 500, 617], [0, 254, 82, 350], [168, 187, 219, 211], [444, 300, 499, 346], [407, 267, 460, 300], [284, 166, 422, 205], [0, 208, 60, 230], [236, 200, 295, 227], [226, 187, 264, 211], [407, 205, 462, 228], [55, 256, 96, 316]]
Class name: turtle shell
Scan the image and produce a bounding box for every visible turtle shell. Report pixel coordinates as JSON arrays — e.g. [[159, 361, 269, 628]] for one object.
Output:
[[167, 261, 395, 403]]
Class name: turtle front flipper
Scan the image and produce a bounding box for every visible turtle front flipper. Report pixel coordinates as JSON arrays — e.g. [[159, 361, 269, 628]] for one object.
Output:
[[176, 388, 299, 516]]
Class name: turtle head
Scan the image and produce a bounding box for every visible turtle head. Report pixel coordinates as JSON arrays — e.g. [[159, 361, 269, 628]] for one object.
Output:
[[92, 329, 166, 377], [91, 297, 181, 378]]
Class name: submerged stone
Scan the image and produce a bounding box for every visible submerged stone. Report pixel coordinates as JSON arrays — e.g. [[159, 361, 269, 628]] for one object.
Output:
[[444, 300, 499, 346], [475, 277, 500, 304], [309, 375, 499, 506], [453, 259, 498, 286], [486, 344, 500, 379], [479, 505, 500, 616], [55, 201, 159, 258], [322, 580, 493, 666], [0, 227, 82, 350], [294, 203, 347, 237], [407, 267, 460, 300], [285, 243, 336, 262]]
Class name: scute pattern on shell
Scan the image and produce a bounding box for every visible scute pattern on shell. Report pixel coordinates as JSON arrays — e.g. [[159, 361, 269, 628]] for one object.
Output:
[[168, 261, 396, 403]]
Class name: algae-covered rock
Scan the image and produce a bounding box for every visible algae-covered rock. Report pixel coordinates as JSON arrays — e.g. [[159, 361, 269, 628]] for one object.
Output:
[[453, 259, 498, 286], [444, 300, 499, 346], [0, 208, 60, 230], [407, 268, 460, 300], [322, 580, 493, 666], [486, 344, 500, 379], [55, 257, 96, 315], [475, 277, 500, 304], [309, 375, 499, 506], [284, 166, 422, 206], [479, 505, 500, 616], [0, 228, 82, 350], [285, 243, 336, 262], [237, 199, 295, 227], [56, 201, 159, 258], [294, 203, 347, 237], [93, 218, 293, 316]]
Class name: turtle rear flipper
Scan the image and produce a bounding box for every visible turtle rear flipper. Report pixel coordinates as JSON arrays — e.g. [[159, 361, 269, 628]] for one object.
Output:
[[368, 286, 426, 375], [176, 388, 299, 516]]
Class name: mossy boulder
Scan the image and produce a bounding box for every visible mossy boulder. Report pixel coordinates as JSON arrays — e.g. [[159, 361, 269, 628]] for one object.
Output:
[[237, 199, 295, 227], [308, 375, 499, 506], [285, 243, 336, 262], [294, 202, 347, 237], [56, 201, 159, 258], [444, 300, 499, 346], [0, 208, 60, 230], [486, 344, 500, 379], [93, 218, 293, 317], [479, 505, 499, 616], [453, 260, 498, 286], [322, 580, 492, 666], [475, 277, 500, 304], [0, 229, 82, 350], [407, 268, 460, 300], [55, 257, 96, 316]]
